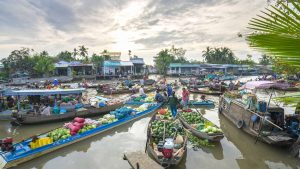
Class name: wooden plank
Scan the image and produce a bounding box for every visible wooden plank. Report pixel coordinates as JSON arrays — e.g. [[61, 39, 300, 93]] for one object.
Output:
[[124, 151, 163, 169]]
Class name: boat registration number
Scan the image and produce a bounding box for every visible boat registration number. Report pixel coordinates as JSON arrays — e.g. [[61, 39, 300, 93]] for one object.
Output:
[[0, 155, 7, 168]]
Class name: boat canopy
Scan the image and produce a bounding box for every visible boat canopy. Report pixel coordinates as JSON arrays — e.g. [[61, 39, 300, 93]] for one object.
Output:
[[4, 88, 86, 96], [240, 81, 275, 90]]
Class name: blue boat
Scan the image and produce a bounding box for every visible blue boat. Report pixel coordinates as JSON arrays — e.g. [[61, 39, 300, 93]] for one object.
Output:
[[0, 103, 162, 169], [188, 100, 215, 106]]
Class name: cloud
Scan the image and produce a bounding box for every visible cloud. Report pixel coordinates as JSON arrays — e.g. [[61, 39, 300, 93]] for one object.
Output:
[[0, 0, 267, 64]]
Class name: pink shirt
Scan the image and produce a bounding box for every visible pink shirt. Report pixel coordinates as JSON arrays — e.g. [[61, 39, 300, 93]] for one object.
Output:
[[182, 90, 189, 101]]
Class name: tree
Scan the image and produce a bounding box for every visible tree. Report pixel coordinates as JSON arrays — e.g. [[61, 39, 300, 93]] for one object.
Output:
[[73, 48, 78, 60], [55, 51, 74, 62], [1, 47, 35, 75], [259, 54, 272, 65], [78, 45, 89, 62], [239, 54, 256, 67], [169, 45, 188, 63], [202, 47, 238, 64], [154, 49, 175, 75], [101, 49, 111, 60], [91, 53, 105, 73], [33, 54, 55, 77]]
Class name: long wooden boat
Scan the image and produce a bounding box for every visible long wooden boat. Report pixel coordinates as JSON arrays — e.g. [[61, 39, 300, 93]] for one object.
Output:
[[0, 110, 12, 121], [146, 113, 188, 168], [219, 96, 294, 146], [103, 87, 156, 95], [0, 103, 162, 169], [178, 112, 224, 142], [188, 100, 215, 106], [11, 102, 124, 125], [188, 89, 223, 96]]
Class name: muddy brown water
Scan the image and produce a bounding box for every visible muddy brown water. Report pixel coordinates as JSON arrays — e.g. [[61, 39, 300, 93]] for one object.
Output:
[[0, 76, 299, 169]]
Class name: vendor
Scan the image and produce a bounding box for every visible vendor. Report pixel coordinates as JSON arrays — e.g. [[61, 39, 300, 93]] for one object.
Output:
[[229, 81, 234, 91], [155, 90, 164, 103], [139, 85, 146, 97], [167, 84, 173, 97]]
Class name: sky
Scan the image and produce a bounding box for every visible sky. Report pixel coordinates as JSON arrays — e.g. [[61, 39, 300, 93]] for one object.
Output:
[[0, 0, 268, 65]]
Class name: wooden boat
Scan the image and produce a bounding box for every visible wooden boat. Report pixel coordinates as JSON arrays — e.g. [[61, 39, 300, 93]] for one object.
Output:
[[103, 87, 156, 95], [219, 95, 294, 146], [178, 111, 224, 142], [4, 88, 125, 125], [188, 100, 215, 106], [0, 103, 162, 169], [188, 88, 223, 96], [146, 113, 188, 168], [11, 102, 124, 125], [0, 110, 12, 121]]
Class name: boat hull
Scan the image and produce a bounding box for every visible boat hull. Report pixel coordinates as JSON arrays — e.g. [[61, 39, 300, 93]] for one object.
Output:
[[1, 104, 162, 168], [178, 116, 224, 142], [219, 96, 294, 146], [12, 102, 124, 125], [189, 89, 223, 96]]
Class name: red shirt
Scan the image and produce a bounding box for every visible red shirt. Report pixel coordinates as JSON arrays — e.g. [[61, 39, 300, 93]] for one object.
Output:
[[182, 90, 189, 101]]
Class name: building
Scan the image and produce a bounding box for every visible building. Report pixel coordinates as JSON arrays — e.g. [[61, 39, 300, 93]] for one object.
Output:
[[103, 60, 133, 76], [130, 56, 145, 75], [54, 61, 94, 76], [168, 63, 260, 75], [101, 52, 121, 60]]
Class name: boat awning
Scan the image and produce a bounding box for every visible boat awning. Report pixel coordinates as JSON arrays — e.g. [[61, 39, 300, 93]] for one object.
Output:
[[240, 81, 275, 90], [4, 88, 86, 96]]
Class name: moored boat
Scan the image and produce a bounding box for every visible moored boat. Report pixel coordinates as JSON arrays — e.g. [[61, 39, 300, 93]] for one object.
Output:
[[178, 109, 224, 141], [0, 103, 162, 169], [188, 100, 215, 106], [4, 88, 125, 125], [146, 111, 188, 168], [103, 86, 156, 95], [219, 81, 297, 147], [188, 88, 223, 95]]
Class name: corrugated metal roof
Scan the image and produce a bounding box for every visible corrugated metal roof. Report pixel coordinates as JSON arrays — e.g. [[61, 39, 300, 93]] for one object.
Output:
[[120, 61, 133, 66]]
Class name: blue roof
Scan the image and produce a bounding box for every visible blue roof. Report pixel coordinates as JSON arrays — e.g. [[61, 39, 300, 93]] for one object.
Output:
[[169, 63, 200, 68], [104, 60, 121, 67]]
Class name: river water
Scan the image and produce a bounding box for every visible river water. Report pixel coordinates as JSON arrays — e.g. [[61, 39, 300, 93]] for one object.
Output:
[[0, 76, 299, 169]]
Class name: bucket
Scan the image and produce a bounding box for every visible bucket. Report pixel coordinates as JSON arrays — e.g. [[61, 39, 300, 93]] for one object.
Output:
[[258, 101, 267, 112]]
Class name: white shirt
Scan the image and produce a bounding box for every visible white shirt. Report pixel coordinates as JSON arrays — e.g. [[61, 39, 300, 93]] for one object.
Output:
[[139, 87, 145, 95]]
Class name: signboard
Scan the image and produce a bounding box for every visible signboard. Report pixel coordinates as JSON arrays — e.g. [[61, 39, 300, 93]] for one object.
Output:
[[0, 155, 7, 169]]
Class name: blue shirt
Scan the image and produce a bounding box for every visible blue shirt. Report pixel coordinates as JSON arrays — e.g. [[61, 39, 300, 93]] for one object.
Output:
[[167, 86, 173, 96], [155, 93, 164, 103]]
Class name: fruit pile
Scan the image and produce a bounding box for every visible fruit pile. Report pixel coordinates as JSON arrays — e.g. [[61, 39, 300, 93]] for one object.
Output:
[[47, 128, 71, 141], [99, 114, 118, 124], [181, 112, 222, 135], [78, 124, 97, 134]]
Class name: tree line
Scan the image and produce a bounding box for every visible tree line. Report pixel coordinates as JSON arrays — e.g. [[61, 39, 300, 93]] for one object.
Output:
[[0, 46, 111, 78], [154, 46, 272, 75]]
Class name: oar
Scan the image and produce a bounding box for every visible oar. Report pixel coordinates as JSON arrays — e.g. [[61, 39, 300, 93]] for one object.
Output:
[[189, 101, 204, 116]]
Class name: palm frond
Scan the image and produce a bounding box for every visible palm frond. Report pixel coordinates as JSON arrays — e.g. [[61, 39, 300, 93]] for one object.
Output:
[[246, 1, 300, 68]]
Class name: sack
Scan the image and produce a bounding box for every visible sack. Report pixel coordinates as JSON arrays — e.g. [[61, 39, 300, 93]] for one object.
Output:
[[74, 117, 85, 123]]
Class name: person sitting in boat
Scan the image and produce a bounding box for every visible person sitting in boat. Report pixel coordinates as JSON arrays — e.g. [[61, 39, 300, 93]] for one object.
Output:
[[7, 96, 15, 108], [167, 84, 173, 97], [53, 79, 59, 87], [139, 85, 146, 97], [200, 94, 206, 101], [229, 80, 234, 91], [174, 80, 178, 86], [155, 90, 164, 103], [41, 104, 51, 116], [168, 91, 179, 118]]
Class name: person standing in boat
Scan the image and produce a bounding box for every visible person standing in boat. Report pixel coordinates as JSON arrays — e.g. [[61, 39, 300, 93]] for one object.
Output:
[[168, 91, 179, 118], [167, 84, 173, 97], [181, 88, 190, 107]]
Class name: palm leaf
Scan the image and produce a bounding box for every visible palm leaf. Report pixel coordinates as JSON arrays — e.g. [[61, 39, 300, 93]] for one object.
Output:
[[247, 1, 300, 105]]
